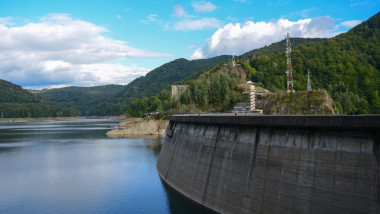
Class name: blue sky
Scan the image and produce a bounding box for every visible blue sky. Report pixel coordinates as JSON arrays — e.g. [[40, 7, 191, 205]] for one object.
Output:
[[0, 0, 379, 88]]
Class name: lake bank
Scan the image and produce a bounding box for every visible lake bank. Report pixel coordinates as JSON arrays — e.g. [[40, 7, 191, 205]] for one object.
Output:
[[0, 115, 125, 123], [107, 117, 169, 138]]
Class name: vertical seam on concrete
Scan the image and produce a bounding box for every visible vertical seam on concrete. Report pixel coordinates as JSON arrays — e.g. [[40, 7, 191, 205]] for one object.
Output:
[[202, 125, 221, 208], [223, 126, 238, 193], [164, 122, 180, 180], [190, 124, 206, 188], [247, 127, 260, 197], [259, 128, 274, 213], [275, 129, 288, 214], [245, 127, 260, 214], [310, 130, 318, 213]]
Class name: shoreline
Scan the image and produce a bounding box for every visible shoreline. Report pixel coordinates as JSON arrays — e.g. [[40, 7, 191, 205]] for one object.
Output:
[[0, 115, 125, 123], [106, 117, 169, 138]]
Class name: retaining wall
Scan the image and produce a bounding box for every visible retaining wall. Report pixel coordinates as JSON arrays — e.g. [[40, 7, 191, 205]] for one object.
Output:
[[157, 115, 380, 214]]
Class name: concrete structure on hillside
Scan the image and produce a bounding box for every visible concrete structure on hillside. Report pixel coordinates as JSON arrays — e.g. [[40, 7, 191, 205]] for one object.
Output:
[[171, 85, 189, 101], [231, 102, 250, 113], [232, 81, 259, 113], [157, 115, 380, 214], [248, 81, 256, 111]]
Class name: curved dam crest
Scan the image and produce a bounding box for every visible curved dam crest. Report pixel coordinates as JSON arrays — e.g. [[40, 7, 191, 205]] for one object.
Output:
[[157, 115, 380, 214]]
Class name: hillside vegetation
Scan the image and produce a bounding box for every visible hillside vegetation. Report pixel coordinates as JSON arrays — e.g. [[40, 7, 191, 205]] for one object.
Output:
[[260, 90, 338, 115], [240, 12, 380, 114], [240, 38, 325, 59], [127, 12, 380, 116], [32, 85, 123, 116], [33, 55, 231, 116], [30, 35, 327, 116], [0, 79, 79, 118], [127, 63, 247, 117], [115, 55, 231, 103]]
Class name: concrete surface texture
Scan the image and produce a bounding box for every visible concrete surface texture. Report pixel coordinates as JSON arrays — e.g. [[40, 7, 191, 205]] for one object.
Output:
[[157, 115, 380, 214]]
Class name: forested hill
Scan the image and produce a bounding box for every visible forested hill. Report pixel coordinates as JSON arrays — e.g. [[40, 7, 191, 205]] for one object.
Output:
[[126, 12, 380, 116], [32, 85, 123, 116], [0, 79, 79, 118], [240, 38, 325, 59], [32, 55, 230, 116], [242, 12, 380, 114], [115, 55, 231, 104]]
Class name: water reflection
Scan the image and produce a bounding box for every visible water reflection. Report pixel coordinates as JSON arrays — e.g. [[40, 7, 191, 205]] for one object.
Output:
[[161, 180, 218, 214], [0, 119, 216, 214]]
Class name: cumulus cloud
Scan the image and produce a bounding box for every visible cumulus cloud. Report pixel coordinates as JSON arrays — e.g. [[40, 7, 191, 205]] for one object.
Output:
[[173, 17, 222, 31], [190, 16, 337, 59], [173, 5, 186, 17], [0, 17, 13, 25], [190, 48, 204, 60], [341, 20, 361, 28], [191, 1, 217, 13], [0, 14, 169, 88]]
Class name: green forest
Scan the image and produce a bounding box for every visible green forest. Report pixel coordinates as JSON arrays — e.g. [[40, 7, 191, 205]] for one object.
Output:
[[127, 63, 246, 117], [31, 55, 230, 116], [241, 12, 380, 114], [0, 79, 79, 118], [127, 12, 380, 116], [32, 85, 124, 116]]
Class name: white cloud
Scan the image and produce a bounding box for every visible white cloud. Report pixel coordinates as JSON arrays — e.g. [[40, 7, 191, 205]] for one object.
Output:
[[191, 1, 217, 13], [0, 17, 13, 25], [190, 48, 204, 60], [173, 17, 222, 31], [192, 16, 337, 58], [340, 20, 361, 28], [173, 5, 186, 17], [0, 14, 169, 88], [140, 14, 163, 24]]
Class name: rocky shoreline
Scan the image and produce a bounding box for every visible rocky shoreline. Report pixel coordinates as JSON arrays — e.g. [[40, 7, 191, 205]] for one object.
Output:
[[106, 118, 169, 138]]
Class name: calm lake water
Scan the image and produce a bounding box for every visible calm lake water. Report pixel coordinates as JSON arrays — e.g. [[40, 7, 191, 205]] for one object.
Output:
[[0, 119, 213, 214]]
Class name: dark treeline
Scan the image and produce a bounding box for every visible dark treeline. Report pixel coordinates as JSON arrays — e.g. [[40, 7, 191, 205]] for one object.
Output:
[[0, 79, 79, 118], [32, 85, 125, 116]]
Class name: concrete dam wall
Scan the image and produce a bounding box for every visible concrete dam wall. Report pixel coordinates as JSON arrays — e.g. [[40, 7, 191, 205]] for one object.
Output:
[[156, 115, 380, 214]]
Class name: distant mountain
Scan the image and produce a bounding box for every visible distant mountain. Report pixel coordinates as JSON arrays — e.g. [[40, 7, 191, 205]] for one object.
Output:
[[32, 85, 123, 116], [115, 55, 231, 103], [32, 55, 231, 116], [0, 79, 79, 118]]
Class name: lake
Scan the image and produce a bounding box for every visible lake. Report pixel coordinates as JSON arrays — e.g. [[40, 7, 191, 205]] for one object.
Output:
[[0, 119, 214, 214]]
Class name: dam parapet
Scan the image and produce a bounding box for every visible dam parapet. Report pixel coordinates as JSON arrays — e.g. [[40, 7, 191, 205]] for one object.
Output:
[[157, 115, 380, 214]]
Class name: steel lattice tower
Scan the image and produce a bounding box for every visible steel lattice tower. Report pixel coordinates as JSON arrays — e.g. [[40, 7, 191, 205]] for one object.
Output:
[[286, 33, 294, 93]]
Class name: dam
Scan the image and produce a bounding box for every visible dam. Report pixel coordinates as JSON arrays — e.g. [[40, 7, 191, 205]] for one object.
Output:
[[157, 115, 380, 214]]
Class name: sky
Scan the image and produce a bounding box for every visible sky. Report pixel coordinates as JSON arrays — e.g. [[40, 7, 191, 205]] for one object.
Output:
[[0, 0, 379, 89]]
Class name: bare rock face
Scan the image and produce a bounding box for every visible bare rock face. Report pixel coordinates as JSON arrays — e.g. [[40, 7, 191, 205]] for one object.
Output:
[[217, 64, 247, 81], [260, 90, 339, 115], [106, 118, 169, 138]]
